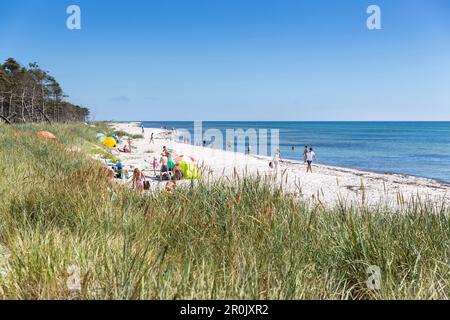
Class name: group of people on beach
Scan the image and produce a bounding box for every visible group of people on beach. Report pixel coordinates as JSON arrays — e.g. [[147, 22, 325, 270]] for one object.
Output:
[[128, 146, 179, 193], [303, 145, 317, 173], [105, 129, 179, 193], [107, 159, 147, 193], [118, 137, 133, 153], [110, 125, 319, 197], [129, 149, 179, 193], [271, 145, 317, 172]]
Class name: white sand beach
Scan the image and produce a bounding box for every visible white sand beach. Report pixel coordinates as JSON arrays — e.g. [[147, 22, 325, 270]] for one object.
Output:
[[109, 122, 450, 207]]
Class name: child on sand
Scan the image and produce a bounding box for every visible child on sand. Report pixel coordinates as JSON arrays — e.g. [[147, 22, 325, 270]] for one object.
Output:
[[132, 168, 145, 192], [152, 156, 158, 176], [173, 163, 182, 180]]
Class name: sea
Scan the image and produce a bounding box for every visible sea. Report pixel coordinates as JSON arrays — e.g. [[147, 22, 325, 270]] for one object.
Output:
[[141, 121, 450, 183]]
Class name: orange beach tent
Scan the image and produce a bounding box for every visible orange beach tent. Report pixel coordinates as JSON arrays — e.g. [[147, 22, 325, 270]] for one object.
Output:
[[36, 131, 57, 140]]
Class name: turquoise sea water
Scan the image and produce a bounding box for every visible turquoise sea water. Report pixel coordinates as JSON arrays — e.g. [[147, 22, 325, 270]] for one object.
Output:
[[141, 121, 450, 183]]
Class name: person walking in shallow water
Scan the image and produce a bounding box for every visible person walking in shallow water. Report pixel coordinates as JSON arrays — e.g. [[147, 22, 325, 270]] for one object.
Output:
[[306, 147, 317, 173]]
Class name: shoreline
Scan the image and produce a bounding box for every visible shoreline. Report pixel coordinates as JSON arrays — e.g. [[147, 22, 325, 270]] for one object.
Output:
[[250, 150, 450, 188], [279, 157, 450, 188], [128, 120, 450, 186], [109, 122, 450, 206]]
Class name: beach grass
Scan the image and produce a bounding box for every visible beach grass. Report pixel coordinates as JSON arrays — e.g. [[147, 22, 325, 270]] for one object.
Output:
[[0, 123, 448, 299]]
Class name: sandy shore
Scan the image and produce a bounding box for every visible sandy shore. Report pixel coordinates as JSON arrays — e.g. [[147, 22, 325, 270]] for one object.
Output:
[[109, 122, 450, 207]]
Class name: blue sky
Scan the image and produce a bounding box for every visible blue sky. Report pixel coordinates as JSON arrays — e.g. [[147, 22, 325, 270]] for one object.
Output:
[[1, 0, 449, 121]]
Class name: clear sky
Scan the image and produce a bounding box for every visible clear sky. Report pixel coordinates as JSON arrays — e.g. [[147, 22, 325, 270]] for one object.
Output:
[[1, 0, 449, 121]]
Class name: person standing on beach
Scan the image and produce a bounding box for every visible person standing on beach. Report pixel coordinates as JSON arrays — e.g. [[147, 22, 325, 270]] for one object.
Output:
[[150, 133, 154, 144], [272, 150, 281, 171], [247, 144, 252, 155], [159, 153, 169, 181], [127, 137, 132, 150], [303, 145, 308, 163], [151, 156, 158, 176], [306, 147, 317, 173], [160, 153, 168, 172], [141, 125, 145, 135]]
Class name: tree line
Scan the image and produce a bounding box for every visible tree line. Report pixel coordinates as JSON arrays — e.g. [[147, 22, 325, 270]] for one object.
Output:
[[0, 58, 89, 124]]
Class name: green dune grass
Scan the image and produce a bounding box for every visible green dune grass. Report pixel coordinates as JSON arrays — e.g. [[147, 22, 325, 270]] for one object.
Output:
[[0, 123, 448, 299]]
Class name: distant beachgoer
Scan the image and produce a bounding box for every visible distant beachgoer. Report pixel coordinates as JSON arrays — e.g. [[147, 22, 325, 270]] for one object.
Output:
[[203, 140, 206, 147], [247, 145, 252, 155], [292, 146, 295, 151], [227, 140, 232, 150], [141, 125, 145, 135], [306, 148, 317, 173], [272, 151, 280, 171], [150, 133, 154, 144], [132, 168, 145, 192], [152, 156, 158, 176], [127, 137, 132, 150], [303, 145, 308, 163]]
